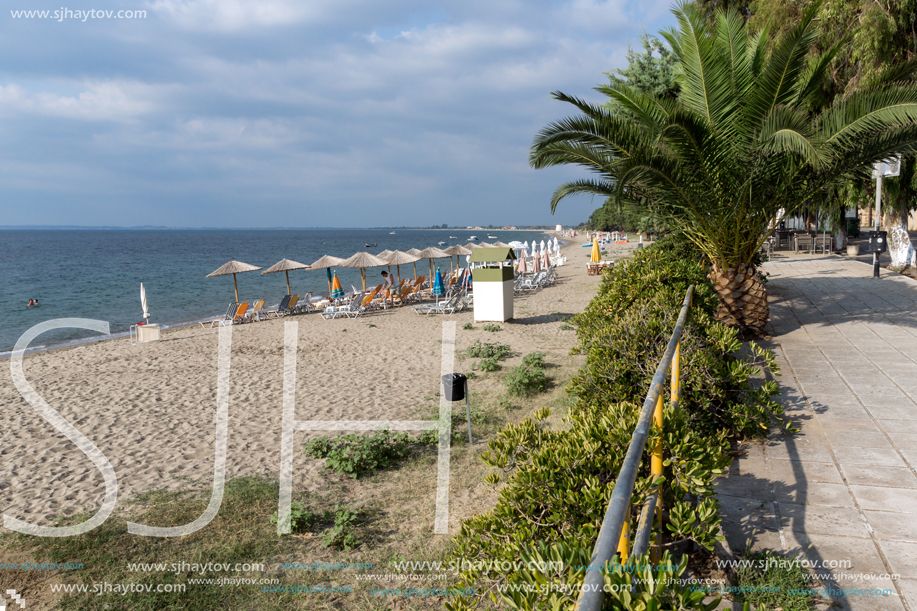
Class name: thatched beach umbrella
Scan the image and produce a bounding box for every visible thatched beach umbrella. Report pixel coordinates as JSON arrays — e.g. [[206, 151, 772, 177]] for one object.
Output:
[[493, 241, 511, 248], [207, 260, 262, 302], [340, 251, 387, 292], [310, 255, 345, 298], [407, 248, 423, 281], [417, 247, 450, 281], [443, 244, 472, 275], [376, 250, 395, 278], [381, 250, 420, 286], [262, 259, 310, 295]]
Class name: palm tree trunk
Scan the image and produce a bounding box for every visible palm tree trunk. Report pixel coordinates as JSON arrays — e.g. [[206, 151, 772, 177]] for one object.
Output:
[[886, 198, 912, 271], [707, 264, 769, 333]]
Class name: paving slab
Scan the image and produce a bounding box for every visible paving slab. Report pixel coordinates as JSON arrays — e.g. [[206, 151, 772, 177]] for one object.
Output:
[[715, 256, 917, 611]]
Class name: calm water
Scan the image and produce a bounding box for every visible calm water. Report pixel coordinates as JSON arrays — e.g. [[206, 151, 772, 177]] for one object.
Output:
[[0, 228, 551, 354]]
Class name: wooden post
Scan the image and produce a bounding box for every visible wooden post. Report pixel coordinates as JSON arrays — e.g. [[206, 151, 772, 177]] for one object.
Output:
[[285, 270, 291, 296], [233, 274, 239, 303]]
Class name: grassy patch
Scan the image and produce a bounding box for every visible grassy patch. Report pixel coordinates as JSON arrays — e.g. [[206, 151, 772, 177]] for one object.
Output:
[[733, 550, 817, 611]]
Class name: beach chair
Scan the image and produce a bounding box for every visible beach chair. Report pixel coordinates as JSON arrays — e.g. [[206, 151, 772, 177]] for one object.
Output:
[[281, 294, 300, 316], [202, 303, 238, 328], [323, 293, 364, 319], [232, 302, 250, 324], [244, 299, 265, 322], [263, 295, 291, 318], [347, 291, 377, 318], [294, 293, 314, 314], [413, 293, 461, 316]]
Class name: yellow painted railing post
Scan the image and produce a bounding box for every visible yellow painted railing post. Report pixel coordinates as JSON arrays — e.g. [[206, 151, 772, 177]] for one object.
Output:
[[617, 512, 630, 562]]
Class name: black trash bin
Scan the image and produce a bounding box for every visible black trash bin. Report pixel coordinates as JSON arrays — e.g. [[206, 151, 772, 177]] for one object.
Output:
[[442, 373, 467, 402]]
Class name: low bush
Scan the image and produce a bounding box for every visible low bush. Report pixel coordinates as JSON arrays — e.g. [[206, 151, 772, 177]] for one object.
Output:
[[302, 430, 411, 478], [269, 504, 362, 550], [504, 352, 549, 397], [462, 322, 475, 330], [482, 323, 502, 332], [476, 356, 501, 372], [466, 339, 512, 360], [447, 405, 729, 609]]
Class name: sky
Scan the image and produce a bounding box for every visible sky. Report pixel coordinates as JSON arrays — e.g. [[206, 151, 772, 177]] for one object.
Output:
[[0, 0, 678, 228]]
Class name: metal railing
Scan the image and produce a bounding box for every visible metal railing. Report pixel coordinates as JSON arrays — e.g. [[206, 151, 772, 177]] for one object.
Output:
[[574, 284, 694, 611]]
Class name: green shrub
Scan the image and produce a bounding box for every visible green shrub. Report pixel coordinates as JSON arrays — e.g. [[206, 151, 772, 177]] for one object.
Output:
[[303, 430, 411, 478], [462, 322, 475, 330], [482, 323, 502, 332], [447, 406, 729, 608], [569, 240, 787, 437], [322, 507, 362, 551], [478, 356, 501, 372], [466, 339, 512, 360], [269, 504, 362, 550], [504, 352, 549, 397]]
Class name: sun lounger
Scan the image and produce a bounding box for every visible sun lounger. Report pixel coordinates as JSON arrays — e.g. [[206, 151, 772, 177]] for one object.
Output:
[[347, 291, 377, 318], [263, 295, 291, 318], [413, 293, 460, 315], [232, 302, 250, 324], [244, 299, 265, 322], [294, 293, 314, 314], [202, 303, 239, 328], [322, 292, 365, 319]]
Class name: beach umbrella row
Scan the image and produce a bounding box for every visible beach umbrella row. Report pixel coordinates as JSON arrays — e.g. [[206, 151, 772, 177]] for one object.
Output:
[[207, 240, 538, 301]]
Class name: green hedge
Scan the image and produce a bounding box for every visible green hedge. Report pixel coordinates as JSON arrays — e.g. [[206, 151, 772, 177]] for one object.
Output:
[[446, 234, 787, 611]]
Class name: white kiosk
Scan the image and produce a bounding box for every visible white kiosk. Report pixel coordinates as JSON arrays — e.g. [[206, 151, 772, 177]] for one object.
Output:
[[470, 247, 516, 322]]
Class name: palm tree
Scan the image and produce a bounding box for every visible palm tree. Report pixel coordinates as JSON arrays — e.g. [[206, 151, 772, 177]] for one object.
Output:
[[530, 1, 917, 332]]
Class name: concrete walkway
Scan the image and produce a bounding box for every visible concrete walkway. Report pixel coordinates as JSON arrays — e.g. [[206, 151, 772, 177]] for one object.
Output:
[[716, 255, 917, 611]]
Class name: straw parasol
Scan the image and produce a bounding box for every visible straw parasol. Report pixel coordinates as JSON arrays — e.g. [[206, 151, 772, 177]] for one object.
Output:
[[493, 241, 511, 248], [340, 251, 388, 292], [310, 255, 345, 298], [207, 260, 262, 302], [262, 259, 310, 295], [381, 250, 420, 286], [477, 242, 495, 248], [443, 244, 472, 275], [416, 246, 450, 281], [406, 248, 424, 281]]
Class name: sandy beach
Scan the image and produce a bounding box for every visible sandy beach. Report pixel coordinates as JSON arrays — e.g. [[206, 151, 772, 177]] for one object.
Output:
[[0, 235, 636, 529]]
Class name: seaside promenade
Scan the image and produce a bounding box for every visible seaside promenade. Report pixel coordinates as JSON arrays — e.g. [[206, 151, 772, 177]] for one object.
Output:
[[716, 255, 917, 610]]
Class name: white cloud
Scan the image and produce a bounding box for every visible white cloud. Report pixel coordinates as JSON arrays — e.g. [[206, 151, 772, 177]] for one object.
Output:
[[148, 0, 339, 31], [0, 81, 165, 121]]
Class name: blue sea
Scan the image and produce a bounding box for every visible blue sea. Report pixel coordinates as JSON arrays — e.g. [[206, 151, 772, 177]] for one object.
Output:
[[0, 228, 552, 355]]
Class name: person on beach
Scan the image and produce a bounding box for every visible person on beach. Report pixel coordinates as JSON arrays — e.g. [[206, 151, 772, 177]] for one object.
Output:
[[27, 299, 34, 306], [381, 271, 393, 291]]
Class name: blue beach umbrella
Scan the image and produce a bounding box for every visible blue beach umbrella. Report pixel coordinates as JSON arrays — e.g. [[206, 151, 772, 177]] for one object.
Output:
[[432, 268, 445, 298]]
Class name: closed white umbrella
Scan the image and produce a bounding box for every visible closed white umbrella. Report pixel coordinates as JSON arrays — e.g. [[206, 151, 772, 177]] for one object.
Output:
[[140, 283, 150, 321], [553, 236, 559, 252]]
